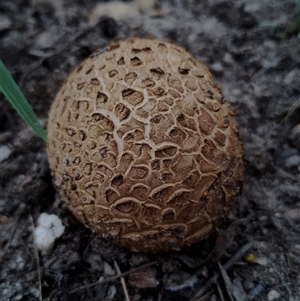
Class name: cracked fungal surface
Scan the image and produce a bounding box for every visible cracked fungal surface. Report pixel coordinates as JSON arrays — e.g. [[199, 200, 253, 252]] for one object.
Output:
[[47, 38, 243, 252]]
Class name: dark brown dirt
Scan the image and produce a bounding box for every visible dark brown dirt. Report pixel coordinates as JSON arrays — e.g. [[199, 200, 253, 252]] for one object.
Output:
[[1, 1, 300, 301]]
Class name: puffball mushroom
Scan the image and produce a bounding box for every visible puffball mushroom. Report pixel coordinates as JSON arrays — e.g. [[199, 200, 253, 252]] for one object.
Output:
[[47, 38, 243, 252]]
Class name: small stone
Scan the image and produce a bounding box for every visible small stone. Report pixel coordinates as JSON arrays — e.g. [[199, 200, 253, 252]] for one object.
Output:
[[89, 1, 139, 24], [0, 215, 10, 224], [285, 155, 300, 168], [284, 70, 297, 85], [103, 261, 115, 276], [232, 277, 247, 301], [0, 14, 12, 31], [0, 131, 12, 144], [292, 244, 300, 251], [85, 254, 103, 272], [0, 145, 11, 162], [267, 289, 280, 301], [284, 208, 300, 220], [255, 256, 269, 266], [223, 52, 234, 65], [210, 61, 224, 74], [106, 285, 116, 301], [132, 294, 142, 301], [258, 215, 268, 221], [247, 284, 264, 300], [128, 267, 158, 288]]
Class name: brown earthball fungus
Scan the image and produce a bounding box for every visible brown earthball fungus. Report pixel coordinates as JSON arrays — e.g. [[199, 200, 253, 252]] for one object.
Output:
[[47, 37, 243, 253]]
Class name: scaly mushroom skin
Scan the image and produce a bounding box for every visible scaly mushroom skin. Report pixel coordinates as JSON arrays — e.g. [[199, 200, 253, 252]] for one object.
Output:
[[47, 38, 243, 252]]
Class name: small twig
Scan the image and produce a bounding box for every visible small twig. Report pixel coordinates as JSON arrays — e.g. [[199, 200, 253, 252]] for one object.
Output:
[[48, 289, 58, 301], [0, 203, 26, 262], [280, 98, 300, 124], [30, 214, 43, 301], [0, 220, 19, 261], [157, 286, 165, 301], [17, 175, 33, 191], [114, 261, 131, 301], [20, 235, 34, 262], [218, 262, 235, 301], [277, 168, 300, 182], [20, 234, 32, 255], [193, 241, 253, 299], [251, 55, 284, 81], [216, 282, 225, 301], [69, 261, 157, 294]]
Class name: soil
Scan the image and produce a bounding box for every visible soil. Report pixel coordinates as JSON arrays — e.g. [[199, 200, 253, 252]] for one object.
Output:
[[1, 0, 300, 300]]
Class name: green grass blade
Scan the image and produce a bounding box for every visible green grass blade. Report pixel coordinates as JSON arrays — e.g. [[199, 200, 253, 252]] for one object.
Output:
[[0, 60, 48, 142], [296, 0, 300, 12]]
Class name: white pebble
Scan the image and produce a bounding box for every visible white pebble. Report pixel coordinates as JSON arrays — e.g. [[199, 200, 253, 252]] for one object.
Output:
[[285, 155, 300, 168], [103, 261, 115, 276], [34, 213, 65, 254], [16, 255, 25, 269], [267, 289, 280, 300], [89, 1, 139, 23], [106, 285, 117, 301], [255, 256, 269, 266], [0, 145, 11, 162]]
